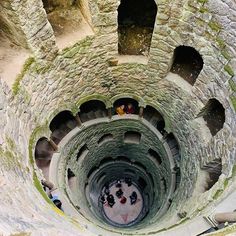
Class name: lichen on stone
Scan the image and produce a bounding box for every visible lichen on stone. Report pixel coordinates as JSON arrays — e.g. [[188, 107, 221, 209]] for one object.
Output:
[[12, 57, 35, 96]]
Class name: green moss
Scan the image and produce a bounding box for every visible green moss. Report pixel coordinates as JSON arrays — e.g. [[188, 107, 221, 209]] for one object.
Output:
[[216, 38, 226, 49], [221, 50, 231, 60], [199, 7, 208, 13], [197, 0, 208, 4], [30, 61, 51, 74], [224, 178, 229, 189], [4, 150, 14, 159], [12, 57, 35, 95], [213, 189, 223, 200], [232, 165, 236, 176], [224, 64, 235, 77], [62, 36, 94, 58], [33, 172, 52, 205], [10, 233, 31, 236], [6, 136, 16, 150], [208, 21, 221, 32], [230, 96, 236, 111], [229, 79, 236, 92]]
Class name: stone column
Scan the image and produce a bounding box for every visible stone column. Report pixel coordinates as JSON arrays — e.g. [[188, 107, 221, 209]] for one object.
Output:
[[139, 107, 144, 118], [214, 212, 236, 223], [75, 114, 82, 126], [11, 0, 58, 62], [107, 107, 112, 119], [48, 138, 58, 151]]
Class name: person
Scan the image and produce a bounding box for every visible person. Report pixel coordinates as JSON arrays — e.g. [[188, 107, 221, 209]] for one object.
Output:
[[120, 196, 127, 204], [116, 189, 123, 198], [107, 194, 115, 207], [41, 180, 63, 211], [125, 177, 132, 187], [51, 195, 63, 211], [104, 185, 110, 195], [116, 105, 126, 115], [41, 180, 56, 198], [100, 195, 106, 204], [116, 180, 122, 188], [130, 191, 137, 205], [125, 103, 135, 114]]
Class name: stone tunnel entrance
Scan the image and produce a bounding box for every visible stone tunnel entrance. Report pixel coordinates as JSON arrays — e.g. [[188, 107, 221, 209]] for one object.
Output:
[[118, 0, 157, 55], [171, 46, 203, 85]]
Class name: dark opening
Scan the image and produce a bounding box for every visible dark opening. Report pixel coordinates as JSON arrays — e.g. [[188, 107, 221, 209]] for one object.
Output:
[[35, 137, 54, 160], [76, 144, 89, 161], [87, 166, 98, 179], [49, 110, 76, 132], [99, 157, 114, 166], [118, 0, 157, 55], [79, 100, 107, 122], [138, 177, 147, 190], [200, 99, 225, 136], [148, 149, 162, 165], [202, 159, 222, 191], [161, 177, 167, 193], [124, 169, 136, 175], [171, 46, 203, 85], [49, 110, 77, 144], [114, 98, 139, 115], [143, 106, 165, 133], [124, 131, 141, 144], [98, 134, 113, 146], [173, 166, 181, 191], [165, 133, 181, 163], [67, 168, 76, 179]]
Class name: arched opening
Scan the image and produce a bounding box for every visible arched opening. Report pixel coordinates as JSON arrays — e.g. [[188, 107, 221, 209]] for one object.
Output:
[[201, 159, 222, 192], [143, 106, 165, 134], [171, 46, 203, 85], [199, 99, 225, 136], [113, 98, 139, 115], [124, 131, 141, 144], [165, 133, 181, 164], [138, 177, 147, 190], [161, 177, 167, 193], [148, 149, 162, 165], [79, 100, 107, 122], [49, 110, 77, 144], [42, 0, 93, 49], [0, 5, 30, 87], [98, 134, 114, 146], [35, 137, 55, 160], [67, 168, 77, 193], [76, 144, 89, 162], [35, 137, 55, 180], [117, 0, 157, 55]]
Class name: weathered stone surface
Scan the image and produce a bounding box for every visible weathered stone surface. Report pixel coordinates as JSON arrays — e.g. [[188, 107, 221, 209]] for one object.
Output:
[[0, 0, 235, 235]]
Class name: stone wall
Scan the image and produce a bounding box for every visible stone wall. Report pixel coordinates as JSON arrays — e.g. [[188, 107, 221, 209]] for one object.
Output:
[[0, 0, 235, 235]]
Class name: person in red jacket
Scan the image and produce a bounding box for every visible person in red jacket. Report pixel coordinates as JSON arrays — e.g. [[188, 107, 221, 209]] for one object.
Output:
[[125, 103, 135, 114]]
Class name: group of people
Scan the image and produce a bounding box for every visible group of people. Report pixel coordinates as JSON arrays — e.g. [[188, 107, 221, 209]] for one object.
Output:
[[100, 178, 138, 208], [116, 103, 135, 116]]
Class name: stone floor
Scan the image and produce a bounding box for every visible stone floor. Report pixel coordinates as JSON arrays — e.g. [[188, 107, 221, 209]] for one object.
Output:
[[102, 180, 143, 225]]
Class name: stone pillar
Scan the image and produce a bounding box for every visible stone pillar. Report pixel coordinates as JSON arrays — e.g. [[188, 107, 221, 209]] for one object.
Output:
[[48, 138, 58, 151], [107, 107, 112, 119], [214, 212, 236, 223], [11, 0, 58, 62], [75, 114, 82, 126], [139, 107, 144, 118]]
